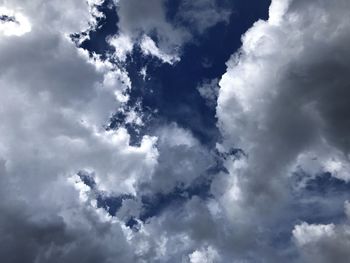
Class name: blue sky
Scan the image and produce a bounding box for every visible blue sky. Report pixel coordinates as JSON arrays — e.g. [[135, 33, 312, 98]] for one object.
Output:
[[1, 0, 350, 262]]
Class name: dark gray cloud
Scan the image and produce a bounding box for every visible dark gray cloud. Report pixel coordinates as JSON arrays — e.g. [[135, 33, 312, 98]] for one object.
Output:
[[0, 14, 17, 23]]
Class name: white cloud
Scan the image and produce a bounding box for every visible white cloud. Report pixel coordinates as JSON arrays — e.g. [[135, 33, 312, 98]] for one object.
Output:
[[0, 1, 225, 261], [213, 0, 350, 260], [140, 35, 180, 64], [115, 0, 189, 57], [108, 33, 134, 62], [189, 246, 220, 263], [0, 0, 159, 261], [294, 143, 350, 181], [197, 78, 219, 107], [2, 0, 350, 262], [0, 6, 31, 36], [292, 203, 350, 263], [217, 0, 350, 206], [293, 222, 336, 247]]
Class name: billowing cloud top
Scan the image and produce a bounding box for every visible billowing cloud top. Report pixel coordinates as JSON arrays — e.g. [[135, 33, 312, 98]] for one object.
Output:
[[1, 0, 350, 262]]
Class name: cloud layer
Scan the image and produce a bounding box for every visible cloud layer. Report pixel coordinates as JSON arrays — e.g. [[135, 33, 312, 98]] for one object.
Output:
[[1, 0, 350, 262]]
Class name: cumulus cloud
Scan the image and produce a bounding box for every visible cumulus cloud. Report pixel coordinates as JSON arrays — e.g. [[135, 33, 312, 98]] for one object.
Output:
[[2, 0, 350, 262], [293, 202, 350, 263], [0, 0, 227, 261], [214, 0, 350, 260], [0, 0, 158, 261], [217, 0, 350, 204]]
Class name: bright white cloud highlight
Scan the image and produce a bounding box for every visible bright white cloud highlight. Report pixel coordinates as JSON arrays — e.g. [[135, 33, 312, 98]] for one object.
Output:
[[0, 7, 31, 36], [140, 35, 180, 64]]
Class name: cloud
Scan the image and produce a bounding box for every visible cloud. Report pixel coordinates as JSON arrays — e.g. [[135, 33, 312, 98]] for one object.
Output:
[[214, 0, 350, 260], [176, 0, 231, 34], [293, 222, 336, 247], [2, 0, 350, 262], [0, 158, 137, 263], [293, 202, 350, 263], [217, 0, 350, 204], [115, 0, 189, 56], [139, 35, 180, 64], [0, 7, 31, 36], [189, 246, 220, 263], [113, 0, 232, 61], [108, 33, 134, 62], [197, 78, 219, 108], [139, 123, 214, 194], [0, 0, 159, 261], [0, 1, 224, 262]]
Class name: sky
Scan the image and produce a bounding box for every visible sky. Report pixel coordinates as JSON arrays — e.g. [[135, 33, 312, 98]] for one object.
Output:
[[1, 0, 350, 262]]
